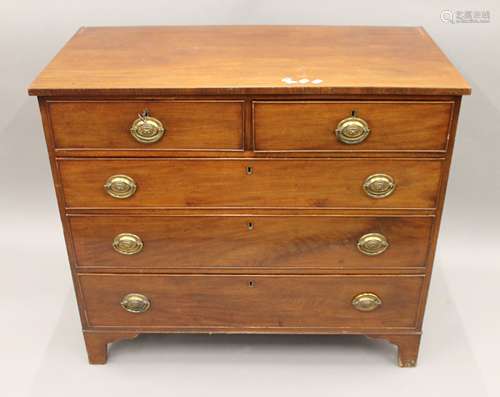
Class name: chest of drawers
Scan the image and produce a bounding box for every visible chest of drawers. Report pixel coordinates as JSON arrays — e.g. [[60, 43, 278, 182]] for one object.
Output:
[[29, 26, 470, 366]]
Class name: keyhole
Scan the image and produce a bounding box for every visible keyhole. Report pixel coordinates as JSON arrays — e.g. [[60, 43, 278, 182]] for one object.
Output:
[[246, 166, 253, 175], [351, 110, 357, 117], [248, 280, 256, 288], [247, 221, 254, 230]]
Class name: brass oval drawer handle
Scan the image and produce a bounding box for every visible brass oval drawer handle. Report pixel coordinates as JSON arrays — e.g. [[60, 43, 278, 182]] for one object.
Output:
[[104, 175, 137, 199], [357, 233, 389, 256], [335, 113, 370, 144], [120, 293, 151, 313], [352, 292, 382, 312], [130, 109, 165, 144], [363, 173, 395, 198], [113, 233, 144, 255]]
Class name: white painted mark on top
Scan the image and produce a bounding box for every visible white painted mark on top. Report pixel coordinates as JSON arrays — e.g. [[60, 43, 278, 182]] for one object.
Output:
[[282, 77, 323, 85]]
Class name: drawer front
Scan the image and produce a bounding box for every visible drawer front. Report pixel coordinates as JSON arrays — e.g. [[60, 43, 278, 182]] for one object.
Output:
[[59, 159, 443, 209], [79, 274, 423, 329], [254, 101, 453, 152], [48, 101, 244, 150], [70, 216, 433, 269]]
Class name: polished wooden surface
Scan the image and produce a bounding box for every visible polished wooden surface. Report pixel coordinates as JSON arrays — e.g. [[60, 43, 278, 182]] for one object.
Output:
[[28, 26, 470, 96], [48, 100, 244, 150], [59, 159, 443, 209], [254, 101, 454, 152], [79, 274, 424, 329], [70, 215, 433, 270]]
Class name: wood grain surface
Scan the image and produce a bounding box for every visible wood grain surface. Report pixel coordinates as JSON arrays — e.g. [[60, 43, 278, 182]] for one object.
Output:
[[254, 101, 453, 152], [79, 274, 424, 329], [48, 100, 244, 150], [70, 215, 433, 270], [58, 158, 444, 209], [28, 26, 470, 96]]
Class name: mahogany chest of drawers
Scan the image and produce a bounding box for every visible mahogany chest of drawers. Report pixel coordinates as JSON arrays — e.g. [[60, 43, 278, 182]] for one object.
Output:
[[29, 26, 470, 366]]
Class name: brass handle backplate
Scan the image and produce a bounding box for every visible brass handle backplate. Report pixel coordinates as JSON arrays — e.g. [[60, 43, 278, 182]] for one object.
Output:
[[363, 173, 395, 198], [130, 109, 165, 144], [335, 114, 370, 144], [104, 175, 137, 199], [120, 293, 151, 313], [113, 233, 144, 255], [352, 292, 382, 312], [357, 233, 389, 256]]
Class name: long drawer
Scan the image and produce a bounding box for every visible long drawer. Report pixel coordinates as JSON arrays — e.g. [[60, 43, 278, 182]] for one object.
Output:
[[79, 274, 424, 329], [59, 159, 443, 209], [47, 100, 244, 150], [70, 215, 433, 269], [254, 101, 454, 152]]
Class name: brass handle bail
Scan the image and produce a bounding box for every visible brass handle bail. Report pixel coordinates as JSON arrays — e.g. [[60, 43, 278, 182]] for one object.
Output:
[[130, 109, 165, 144], [363, 174, 396, 198], [335, 111, 370, 144], [113, 233, 144, 255], [104, 174, 137, 199], [357, 233, 389, 256], [352, 292, 382, 312], [120, 293, 151, 313]]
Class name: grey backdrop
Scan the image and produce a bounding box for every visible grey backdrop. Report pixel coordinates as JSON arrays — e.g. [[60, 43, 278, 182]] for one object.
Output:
[[1, 1, 499, 396]]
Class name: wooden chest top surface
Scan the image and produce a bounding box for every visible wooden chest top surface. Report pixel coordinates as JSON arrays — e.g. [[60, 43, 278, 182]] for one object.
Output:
[[28, 26, 470, 96]]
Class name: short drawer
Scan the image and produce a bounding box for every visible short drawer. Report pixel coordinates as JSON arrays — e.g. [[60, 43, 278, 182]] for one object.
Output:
[[59, 159, 443, 209], [47, 100, 244, 150], [79, 274, 424, 329], [70, 215, 433, 269], [253, 101, 454, 152]]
